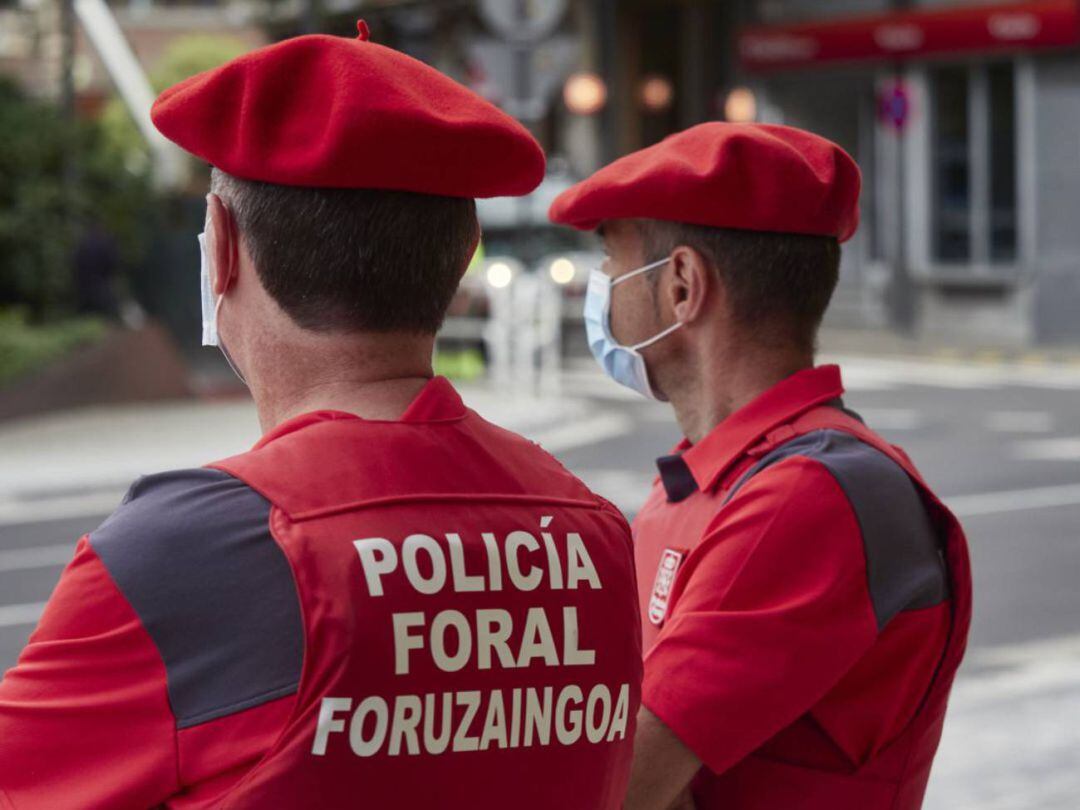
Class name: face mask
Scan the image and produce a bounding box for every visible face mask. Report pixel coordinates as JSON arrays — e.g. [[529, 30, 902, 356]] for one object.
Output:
[[197, 231, 247, 385], [198, 231, 218, 347], [584, 256, 683, 401]]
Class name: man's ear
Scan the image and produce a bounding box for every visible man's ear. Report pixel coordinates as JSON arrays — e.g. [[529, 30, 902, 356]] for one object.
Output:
[[666, 245, 712, 326], [206, 193, 239, 296]]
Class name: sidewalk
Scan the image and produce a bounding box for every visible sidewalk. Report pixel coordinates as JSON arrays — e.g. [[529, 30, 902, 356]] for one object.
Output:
[[819, 326, 1080, 368], [0, 383, 594, 525], [924, 637, 1080, 810]]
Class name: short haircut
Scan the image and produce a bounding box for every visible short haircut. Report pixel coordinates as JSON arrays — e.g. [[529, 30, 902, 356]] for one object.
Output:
[[210, 168, 478, 334], [639, 220, 840, 352]]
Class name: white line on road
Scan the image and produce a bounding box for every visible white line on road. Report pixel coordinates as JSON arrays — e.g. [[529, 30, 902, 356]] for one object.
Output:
[[856, 408, 925, 430], [0, 544, 75, 573], [1011, 437, 1080, 462], [529, 413, 635, 453], [577, 470, 656, 513], [0, 602, 45, 629], [984, 410, 1055, 434], [825, 354, 1080, 391], [970, 632, 1080, 668], [946, 482, 1080, 518], [0, 489, 126, 529]]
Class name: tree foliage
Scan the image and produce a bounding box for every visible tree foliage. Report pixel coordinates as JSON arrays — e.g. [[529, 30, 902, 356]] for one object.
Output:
[[99, 35, 249, 172], [0, 77, 153, 320]]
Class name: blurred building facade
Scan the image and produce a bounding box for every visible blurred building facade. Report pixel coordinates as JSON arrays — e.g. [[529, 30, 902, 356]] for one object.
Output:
[[0, 0, 266, 110], [469, 0, 1080, 347], [3, 0, 1080, 346], [728, 0, 1080, 346]]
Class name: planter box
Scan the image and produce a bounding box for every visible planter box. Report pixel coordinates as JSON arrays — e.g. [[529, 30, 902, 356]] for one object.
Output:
[[0, 321, 194, 422]]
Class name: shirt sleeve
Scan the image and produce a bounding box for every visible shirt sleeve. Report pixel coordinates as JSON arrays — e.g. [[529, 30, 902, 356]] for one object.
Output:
[[641, 456, 879, 777], [0, 534, 179, 808]]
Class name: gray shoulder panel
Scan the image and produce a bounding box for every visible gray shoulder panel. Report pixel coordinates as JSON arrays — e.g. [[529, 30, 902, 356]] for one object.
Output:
[[90, 467, 303, 729], [726, 430, 948, 630]]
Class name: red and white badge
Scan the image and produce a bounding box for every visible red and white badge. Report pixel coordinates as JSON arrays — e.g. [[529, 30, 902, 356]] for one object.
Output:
[[647, 548, 685, 626]]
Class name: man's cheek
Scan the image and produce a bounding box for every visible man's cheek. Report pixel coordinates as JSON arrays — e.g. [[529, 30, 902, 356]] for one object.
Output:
[[613, 304, 649, 348]]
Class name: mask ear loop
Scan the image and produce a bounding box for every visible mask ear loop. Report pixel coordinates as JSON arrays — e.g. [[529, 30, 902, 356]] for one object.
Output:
[[609, 255, 684, 352], [213, 292, 248, 386], [610, 256, 671, 287], [630, 320, 684, 352]]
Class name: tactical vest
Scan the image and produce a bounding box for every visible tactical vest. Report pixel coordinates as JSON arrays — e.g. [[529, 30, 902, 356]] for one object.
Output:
[[206, 390, 642, 809]]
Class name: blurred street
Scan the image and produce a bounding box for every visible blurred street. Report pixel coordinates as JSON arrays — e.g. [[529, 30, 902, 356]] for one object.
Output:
[[3, 0, 1080, 804], [1, 349, 1078, 808]]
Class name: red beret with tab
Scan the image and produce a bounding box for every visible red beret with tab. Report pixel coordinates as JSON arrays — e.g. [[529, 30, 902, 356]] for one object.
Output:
[[549, 122, 861, 242], [151, 21, 545, 198]]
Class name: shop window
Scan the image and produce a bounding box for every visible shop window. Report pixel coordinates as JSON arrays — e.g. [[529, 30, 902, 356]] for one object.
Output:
[[929, 62, 1017, 267], [988, 63, 1017, 263], [930, 67, 970, 261]]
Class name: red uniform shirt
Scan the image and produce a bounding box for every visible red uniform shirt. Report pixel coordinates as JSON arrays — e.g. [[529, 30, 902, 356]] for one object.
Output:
[[634, 365, 971, 809], [0, 378, 642, 809]]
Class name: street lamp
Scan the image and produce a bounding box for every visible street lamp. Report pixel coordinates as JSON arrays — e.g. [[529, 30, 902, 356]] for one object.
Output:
[[563, 72, 607, 115], [486, 261, 515, 289], [724, 87, 758, 123], [639, 75, 674, 113], [549, 257, 576, 285]]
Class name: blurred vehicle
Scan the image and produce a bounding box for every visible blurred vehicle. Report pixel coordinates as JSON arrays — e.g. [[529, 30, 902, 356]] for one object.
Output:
[[537, 250, 600, 321], [442, 165, 599, 356]]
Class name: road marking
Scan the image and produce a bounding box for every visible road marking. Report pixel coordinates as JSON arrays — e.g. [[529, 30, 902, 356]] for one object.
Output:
[[970, 632, 1080, 668], [557, 372, 644, 401], [0, 544, 75, 573], [857, 408, 925, 430], [946, 482, 1080, 517], [530, 413, 635, 453], [925, 634, 1080, 810], [0, 489, 125, 528], [576, 471, 1080, 521], [1011, 437, 1080, 461], [576, 470, 656, 514], [826, 354, 1080, 390], [984, 410, 1055, 434], [0, 602, 45, 629]]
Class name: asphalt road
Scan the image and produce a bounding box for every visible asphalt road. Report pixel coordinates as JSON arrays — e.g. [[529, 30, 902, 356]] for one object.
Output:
[[555, 358, 1080, 656], [1, 355, 1077, 808]]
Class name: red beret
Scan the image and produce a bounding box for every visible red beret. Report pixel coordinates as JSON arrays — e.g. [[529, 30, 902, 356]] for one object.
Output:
[[151, 22, 545, 198], [549, 122, 861, 242]]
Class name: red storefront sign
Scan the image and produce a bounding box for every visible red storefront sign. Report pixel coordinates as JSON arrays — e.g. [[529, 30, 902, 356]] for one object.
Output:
[[739, 0, 1080, 72]]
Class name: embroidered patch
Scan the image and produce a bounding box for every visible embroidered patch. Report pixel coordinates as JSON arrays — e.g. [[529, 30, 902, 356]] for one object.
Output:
[[648, 548, 684, 626]]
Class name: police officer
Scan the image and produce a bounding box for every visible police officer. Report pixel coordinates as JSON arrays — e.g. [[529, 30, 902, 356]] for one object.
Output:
[[549, 122, 972, 810], [0, 24, 641, 809]]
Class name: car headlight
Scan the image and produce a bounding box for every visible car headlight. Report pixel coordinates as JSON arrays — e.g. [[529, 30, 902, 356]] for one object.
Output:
[[486, 262, 514, 289], [549, 257, 576, 285]]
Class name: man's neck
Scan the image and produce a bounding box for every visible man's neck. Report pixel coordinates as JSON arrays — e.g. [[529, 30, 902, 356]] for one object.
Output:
[[669, 349, 814, 444], [255, 374, 433, 433], [245, 334, 436, 433]]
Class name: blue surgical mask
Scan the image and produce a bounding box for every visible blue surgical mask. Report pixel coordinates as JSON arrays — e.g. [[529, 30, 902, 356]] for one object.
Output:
[[584, 256, 683, 400], [198, 230, 247, 386]]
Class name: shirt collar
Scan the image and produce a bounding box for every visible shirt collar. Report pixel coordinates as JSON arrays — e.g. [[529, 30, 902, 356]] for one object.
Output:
[[253, 375, 467, 450], [656, 365, 845, 502]]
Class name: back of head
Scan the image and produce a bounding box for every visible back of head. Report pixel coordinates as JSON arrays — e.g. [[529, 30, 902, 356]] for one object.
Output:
[[151, 24, 545, 398], [151, 25, 545, 338], [550, 122, 858, 382], [637, 219, 841, 354], [209, 169, 478, 335]]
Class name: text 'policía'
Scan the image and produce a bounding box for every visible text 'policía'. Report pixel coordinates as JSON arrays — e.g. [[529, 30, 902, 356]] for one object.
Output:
[[312, 516, 631, 757]]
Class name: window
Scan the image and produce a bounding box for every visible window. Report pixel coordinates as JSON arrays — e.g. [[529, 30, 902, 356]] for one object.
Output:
[[988, 63, 1017, 263], [929, 62, 1017, 268], [931, 67, 971, 261]]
